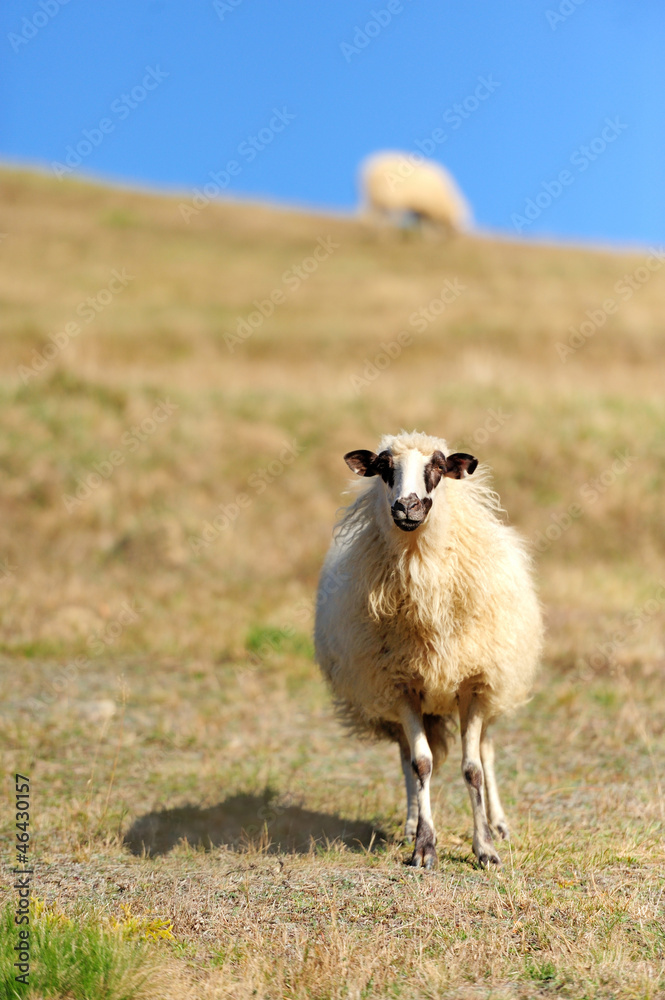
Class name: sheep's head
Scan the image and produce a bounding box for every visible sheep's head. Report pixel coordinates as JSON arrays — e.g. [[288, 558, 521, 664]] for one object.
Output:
[[344, 446, 477, 533]]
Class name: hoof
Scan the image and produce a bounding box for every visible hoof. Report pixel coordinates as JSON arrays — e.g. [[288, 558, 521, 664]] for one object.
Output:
[[408, 817, 437, 870], [475, 846, 502, 868], [494, 821, 510, 841], [407, 846, 437, 870]]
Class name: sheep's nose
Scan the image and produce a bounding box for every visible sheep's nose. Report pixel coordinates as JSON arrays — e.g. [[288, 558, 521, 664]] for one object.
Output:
[[391, 494, 421, 520], [391, 495, 431, 532], [392, 502, 407, 521]]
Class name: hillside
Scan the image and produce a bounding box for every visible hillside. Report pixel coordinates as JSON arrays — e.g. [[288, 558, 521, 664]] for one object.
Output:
[[0, 169, 663, 999], [0, 168, 663, 666]]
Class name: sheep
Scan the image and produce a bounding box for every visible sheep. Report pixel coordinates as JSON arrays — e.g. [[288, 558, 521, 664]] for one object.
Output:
[[359, 152, 471, 235], [314, 431, 543, 869]]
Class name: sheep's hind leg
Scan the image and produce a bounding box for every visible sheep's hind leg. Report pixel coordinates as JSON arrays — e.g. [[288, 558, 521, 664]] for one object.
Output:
[[397, 699, 436, 869], [399, 739, 419, 841], [459, 694, 501, 868], [480, 729, 509, 840]]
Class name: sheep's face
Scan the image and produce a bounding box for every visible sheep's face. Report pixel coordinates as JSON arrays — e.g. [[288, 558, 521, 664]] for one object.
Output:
[[344, 447, 477, 533]]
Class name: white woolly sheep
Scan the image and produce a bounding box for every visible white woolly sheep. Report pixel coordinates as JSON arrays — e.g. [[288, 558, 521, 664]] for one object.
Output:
[[315, 431, 542, 868], [360, 152, 471, 235]]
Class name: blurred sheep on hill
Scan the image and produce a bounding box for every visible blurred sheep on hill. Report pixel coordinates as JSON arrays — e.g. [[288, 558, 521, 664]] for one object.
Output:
[[360, 151, 471, 236]]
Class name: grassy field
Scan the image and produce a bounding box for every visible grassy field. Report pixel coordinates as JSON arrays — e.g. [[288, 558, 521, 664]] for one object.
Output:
[[0, 168, 663, 999]]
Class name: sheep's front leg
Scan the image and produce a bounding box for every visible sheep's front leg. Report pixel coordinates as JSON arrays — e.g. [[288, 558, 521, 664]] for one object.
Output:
[[399, 740, 420, 841], [480, 729, 509, 840], [459, 695, 501, 867], [398, 699, 436, 869]]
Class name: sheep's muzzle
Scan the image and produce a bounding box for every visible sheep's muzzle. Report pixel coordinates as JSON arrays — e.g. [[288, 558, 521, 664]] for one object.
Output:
[[391, 493, 432, 532]]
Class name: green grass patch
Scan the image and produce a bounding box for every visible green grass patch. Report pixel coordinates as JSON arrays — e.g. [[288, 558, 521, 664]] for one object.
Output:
[[525, 957, 558, 983], [0, 902, 162, 1000], [245, 624, 314, 661]]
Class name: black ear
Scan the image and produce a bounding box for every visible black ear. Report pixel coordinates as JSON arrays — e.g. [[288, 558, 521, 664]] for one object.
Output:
[[344, 449, 394, 486], [444, 453, 478, 479], [344, 450, 378, 476]]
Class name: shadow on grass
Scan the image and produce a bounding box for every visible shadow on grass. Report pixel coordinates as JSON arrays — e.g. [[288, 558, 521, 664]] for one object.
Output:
[[123, 789, 387, 857]]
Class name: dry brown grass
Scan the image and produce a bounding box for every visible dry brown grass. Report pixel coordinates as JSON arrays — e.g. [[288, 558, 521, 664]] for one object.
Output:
[[0, 168, 663, 998]]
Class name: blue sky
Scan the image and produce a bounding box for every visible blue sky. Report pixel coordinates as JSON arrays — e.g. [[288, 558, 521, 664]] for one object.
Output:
[[1, 0, 664, 247]]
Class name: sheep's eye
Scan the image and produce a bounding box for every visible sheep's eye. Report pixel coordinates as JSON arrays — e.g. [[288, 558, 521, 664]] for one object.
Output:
[[375, 451, 394, 488], [423, 451, 446, 493]]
